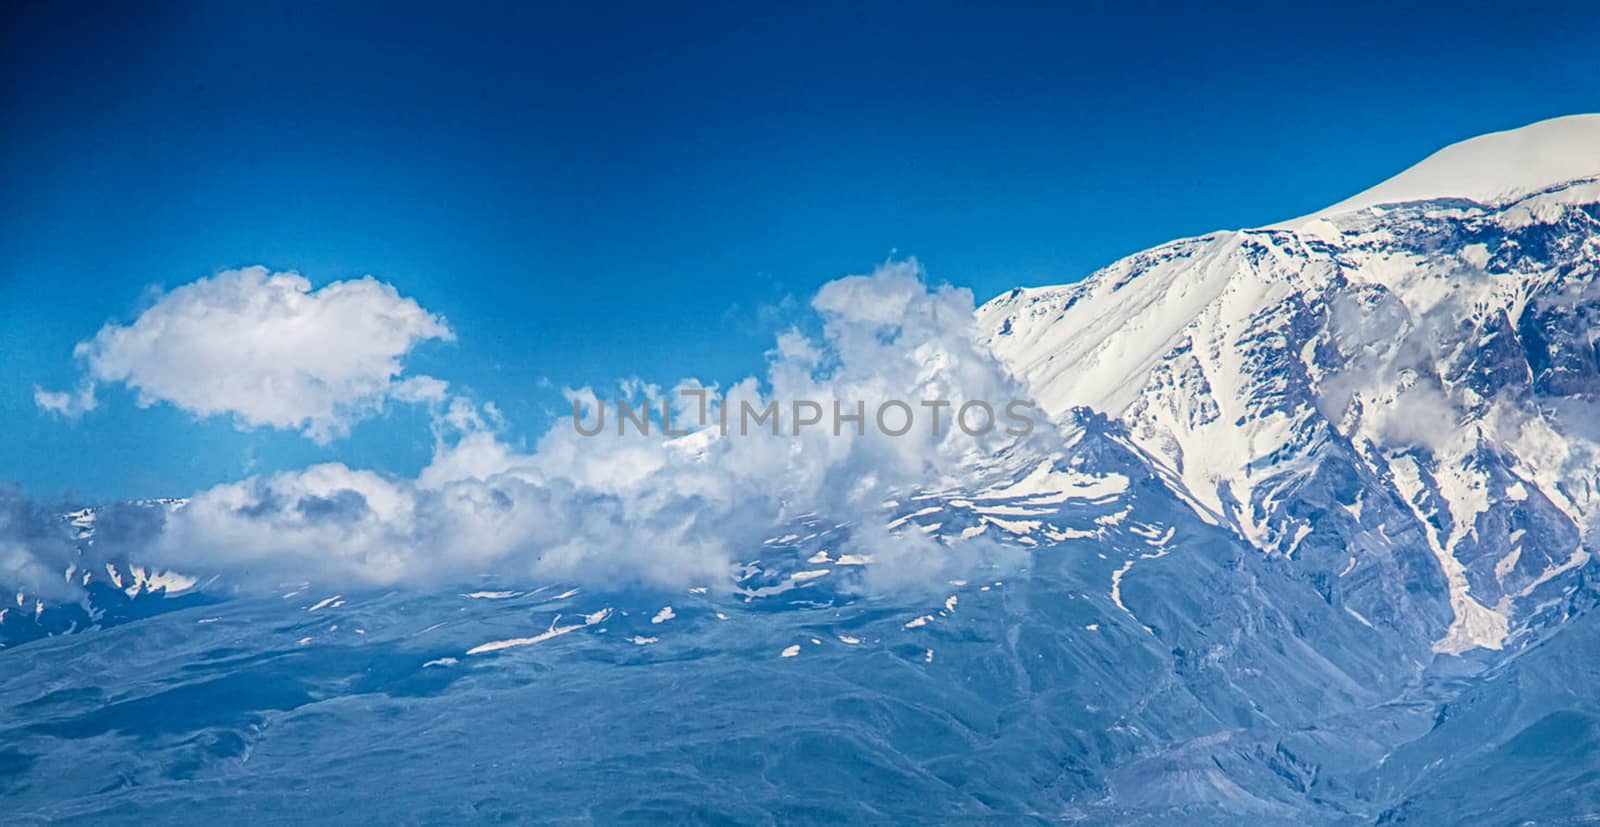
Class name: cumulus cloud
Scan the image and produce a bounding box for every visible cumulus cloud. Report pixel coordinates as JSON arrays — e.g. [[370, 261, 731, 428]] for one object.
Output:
[[43, 266, 452, 442], [142, 261, 1049, 591]]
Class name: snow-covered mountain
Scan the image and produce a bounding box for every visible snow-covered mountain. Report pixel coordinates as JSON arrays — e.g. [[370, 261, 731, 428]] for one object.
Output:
[[980, 114, 1600, 657], [5, 116, 1600, 823]]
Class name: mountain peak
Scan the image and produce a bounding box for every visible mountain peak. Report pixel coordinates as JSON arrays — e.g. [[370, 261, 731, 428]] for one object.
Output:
[[1278, 114, 1600, 227]]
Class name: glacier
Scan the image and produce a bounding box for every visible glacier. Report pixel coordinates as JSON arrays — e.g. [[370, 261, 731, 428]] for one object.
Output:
[[5, 115, 1600, 824]]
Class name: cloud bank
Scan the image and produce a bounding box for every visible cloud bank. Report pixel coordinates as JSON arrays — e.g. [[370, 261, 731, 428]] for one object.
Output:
[[39, 266, 452, 442], [129, 261, 1046, 591]]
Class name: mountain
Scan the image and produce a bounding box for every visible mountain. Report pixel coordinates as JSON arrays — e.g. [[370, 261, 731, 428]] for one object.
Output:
[[5, 116, 1600, 823], [979, 114, 1600, 658]]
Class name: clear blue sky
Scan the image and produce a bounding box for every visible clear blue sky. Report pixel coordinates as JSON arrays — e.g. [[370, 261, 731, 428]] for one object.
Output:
[[3, 0, 1599, 501]]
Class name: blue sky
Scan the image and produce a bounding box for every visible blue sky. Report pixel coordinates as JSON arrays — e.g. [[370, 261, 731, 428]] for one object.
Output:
[[3, 0, 1599, 501]]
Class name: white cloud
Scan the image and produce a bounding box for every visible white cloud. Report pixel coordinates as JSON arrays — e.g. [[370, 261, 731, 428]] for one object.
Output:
[[391, 375, 452, 405], [33, 381, 97, 419], [141, 261, 1045, 591], [59, 266, 452, 442]]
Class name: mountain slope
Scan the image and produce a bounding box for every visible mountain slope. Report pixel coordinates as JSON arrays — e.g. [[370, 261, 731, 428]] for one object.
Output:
[[0, 418, 1454, 824]]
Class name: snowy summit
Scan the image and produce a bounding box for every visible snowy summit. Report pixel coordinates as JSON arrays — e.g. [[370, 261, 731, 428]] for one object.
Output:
[[1278, 113, 1600, 226]]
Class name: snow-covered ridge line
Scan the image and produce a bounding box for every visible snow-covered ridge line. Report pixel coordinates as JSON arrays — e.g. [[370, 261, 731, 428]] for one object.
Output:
[[1275, 113, 1600, 227]]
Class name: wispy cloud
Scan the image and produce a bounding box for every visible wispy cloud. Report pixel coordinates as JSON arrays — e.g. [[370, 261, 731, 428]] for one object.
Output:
[[32, 381, 97, 419]]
